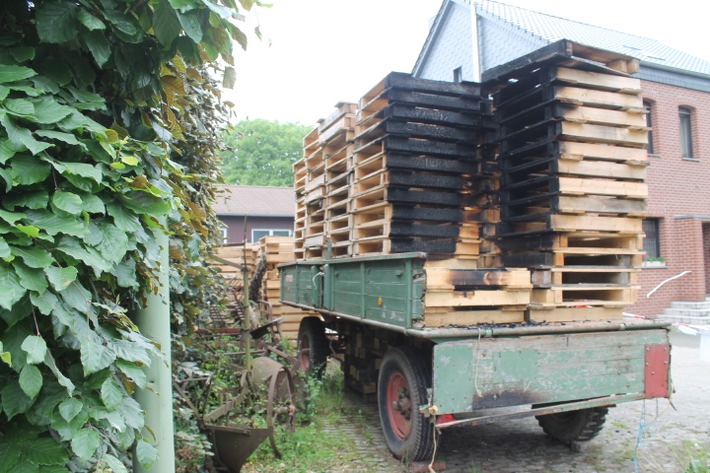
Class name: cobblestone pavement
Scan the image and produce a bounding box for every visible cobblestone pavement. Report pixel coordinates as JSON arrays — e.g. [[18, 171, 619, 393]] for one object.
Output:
[[324, 330, 710, 473]]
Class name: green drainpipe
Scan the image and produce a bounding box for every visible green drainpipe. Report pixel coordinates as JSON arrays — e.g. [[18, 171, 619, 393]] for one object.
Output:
[[135, 225, 175, 472]]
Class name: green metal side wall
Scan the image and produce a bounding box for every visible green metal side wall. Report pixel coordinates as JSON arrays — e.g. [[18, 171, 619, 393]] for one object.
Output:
[[432, 329, 668, 414]]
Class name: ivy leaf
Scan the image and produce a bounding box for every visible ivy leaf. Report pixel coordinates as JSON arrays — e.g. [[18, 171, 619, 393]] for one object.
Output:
[[70, 429, 100, 461], [0, 341, 11, 367], [16, 224, 41, 238], [0, 208, 26, 225], [153, 0, 181, 48], [77, 10, 106, 30], [178, 10, 203, 43], [116, 360, 146, 389], [45, 266, 77, 292], [101, 454, 128, 473], [14, 262, 48, 293], [84, 30, 112, 67], [52, 191, 83, 215], [1, 380, 33, 419], [100, 377, 123, 409], [19, 364, 43, 399], [78, 193, 105, 214], [35, 1, 79, 44], [35, 130, 83, 147], [21, 335, 47, 365], [26, 210, 88, 238], [0, 138, 25, 165], [0, 65, 36, 84], [30, 291, 58, 316], [0, 238, 9, 258], [58, 398, 83, 422], [31, 98, 74, 124], [80, 339, 115, 375], [135, 440, 158, 469], [223, 66, 236, 89], [11, 246, 53, 269], [9, 155, 52, 185], [57, 237, 113, 274], [4, 98, 35, 117], [50, 161, 103, 184], [22, 437, 68, 466], [0, 265, 26, 310], [0, 113, 52, 156]]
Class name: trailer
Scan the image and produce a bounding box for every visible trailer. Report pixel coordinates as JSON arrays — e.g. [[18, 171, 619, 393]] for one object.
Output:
[[281, 40, 671, 462], [280, 253, 671, 461]]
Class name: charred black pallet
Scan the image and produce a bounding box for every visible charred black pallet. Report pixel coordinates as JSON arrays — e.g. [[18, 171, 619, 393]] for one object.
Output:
[[390, 205, 463, 223], [380, 104, 495, 129], [359, 120, 480, 144], [388, 170, 473, 192], [377, 71, 484, 98], [384, 187, 466, 208], [389, 239, 457, 255], [388, 221, 460, 239]]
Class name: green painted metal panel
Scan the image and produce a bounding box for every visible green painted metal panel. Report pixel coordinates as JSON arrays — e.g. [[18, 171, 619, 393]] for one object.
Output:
[[280, 254, 426, 327], [432, 329, 669, 415]]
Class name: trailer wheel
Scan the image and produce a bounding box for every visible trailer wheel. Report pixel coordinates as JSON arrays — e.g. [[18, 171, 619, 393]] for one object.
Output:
[[297, 317, 328, 378], [535, 407, 608, 445], [378, 347, 435, 462]]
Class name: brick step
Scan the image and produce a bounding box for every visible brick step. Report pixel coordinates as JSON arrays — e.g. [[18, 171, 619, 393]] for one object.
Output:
[[669, 300, 710, 310], [656, 314, 710, 326], [663, 308, 710, 318]]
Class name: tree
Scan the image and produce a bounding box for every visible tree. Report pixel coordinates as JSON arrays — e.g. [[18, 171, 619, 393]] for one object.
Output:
[[0, 0, 253, 470], [221, 119, 310, 186]]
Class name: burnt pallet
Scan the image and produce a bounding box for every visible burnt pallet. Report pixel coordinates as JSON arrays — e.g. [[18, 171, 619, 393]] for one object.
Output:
[[388, 170, 473, 192], [381, 103, 495, 129], [389, 239, 458, 254], [388, 222, 460, 239], [358, 119, 482, 144]]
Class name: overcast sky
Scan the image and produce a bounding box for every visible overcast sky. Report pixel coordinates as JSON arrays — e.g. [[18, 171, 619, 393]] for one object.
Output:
[[227, 0, 710, 126]]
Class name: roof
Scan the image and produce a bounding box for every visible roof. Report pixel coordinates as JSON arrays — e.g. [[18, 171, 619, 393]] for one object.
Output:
[[213, 185, 295, 217], [475, 0, 710, 76], [413, 0, 710, 78]]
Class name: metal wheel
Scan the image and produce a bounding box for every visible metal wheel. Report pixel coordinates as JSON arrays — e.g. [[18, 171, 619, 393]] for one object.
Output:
[[296, 317, 328, 377], [377, 347, 435, 462], [536, 407, 608, 445]]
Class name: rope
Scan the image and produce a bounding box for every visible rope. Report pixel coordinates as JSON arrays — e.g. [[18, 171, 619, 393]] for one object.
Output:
[[428, 422, 439, 473], [633, 399, 659, 472]]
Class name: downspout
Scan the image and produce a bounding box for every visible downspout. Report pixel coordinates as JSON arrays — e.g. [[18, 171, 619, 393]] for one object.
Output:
[[135, 223, 176, 472]]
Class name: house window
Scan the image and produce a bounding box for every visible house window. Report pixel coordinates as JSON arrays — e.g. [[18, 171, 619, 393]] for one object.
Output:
[[642, 218, 661, 260], [252, 228, 293, 242], [644, 101, 654, 155], [453, 66, 463, 83], [679, 107, 694, 158], [221, 227, 229, 244]]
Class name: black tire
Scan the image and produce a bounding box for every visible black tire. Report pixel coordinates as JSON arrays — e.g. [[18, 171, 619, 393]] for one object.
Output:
[[377, 347, 435, 462], [536, 407, 608, 445], [297, 317, 328, 378]]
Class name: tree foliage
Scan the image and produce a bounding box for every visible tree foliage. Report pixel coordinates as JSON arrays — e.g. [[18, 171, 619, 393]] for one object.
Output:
[[0, 0, 252, 469], [221, 119, 310, 187]]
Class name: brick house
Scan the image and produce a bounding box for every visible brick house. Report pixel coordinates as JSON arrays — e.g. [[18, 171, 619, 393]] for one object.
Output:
[[213, 185, 294, 244], [412, 0, 710, 319]]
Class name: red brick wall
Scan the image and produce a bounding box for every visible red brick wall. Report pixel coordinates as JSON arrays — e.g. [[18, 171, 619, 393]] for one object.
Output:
[[629, 79, 710, 317]]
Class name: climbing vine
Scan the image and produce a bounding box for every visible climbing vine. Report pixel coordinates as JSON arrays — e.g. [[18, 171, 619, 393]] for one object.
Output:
[[0, 0, 255, 470]]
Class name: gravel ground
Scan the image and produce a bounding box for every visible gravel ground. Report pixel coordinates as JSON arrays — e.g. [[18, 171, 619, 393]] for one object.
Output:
[[322, 329, 710, 473]]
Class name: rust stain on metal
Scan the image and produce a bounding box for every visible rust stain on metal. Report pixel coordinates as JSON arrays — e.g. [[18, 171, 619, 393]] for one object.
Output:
[[644, 344, 671, 399]]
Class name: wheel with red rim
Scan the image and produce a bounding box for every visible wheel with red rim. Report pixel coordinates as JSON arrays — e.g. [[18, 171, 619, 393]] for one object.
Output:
[[377, 347, 435, 462], [297, 317, 328, 378]]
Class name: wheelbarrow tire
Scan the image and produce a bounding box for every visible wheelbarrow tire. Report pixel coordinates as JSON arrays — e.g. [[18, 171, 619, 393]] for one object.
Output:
[[378, 346, 435, 462], [297, 317, 328, 378]]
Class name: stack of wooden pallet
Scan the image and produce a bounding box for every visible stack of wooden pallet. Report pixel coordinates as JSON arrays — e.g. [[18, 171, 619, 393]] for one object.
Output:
[[213, 243, 259, 286], [350, 72, 495, 258], [483, 41, 647, 322], [294, 102, 357, 259], [258, 236, 313, 339]]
